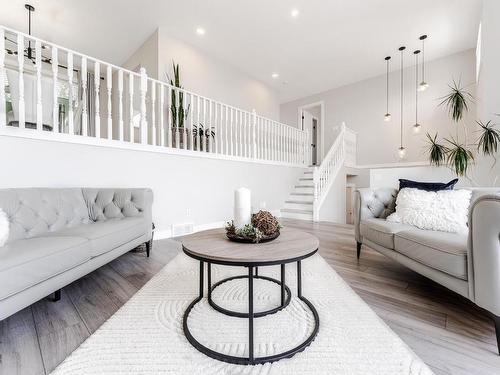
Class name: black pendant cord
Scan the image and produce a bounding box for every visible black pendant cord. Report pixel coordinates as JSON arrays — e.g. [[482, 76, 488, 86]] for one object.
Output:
[[385, 56, 391, 113], [399, 46, 405, 148], [414, 51, 420, 124]]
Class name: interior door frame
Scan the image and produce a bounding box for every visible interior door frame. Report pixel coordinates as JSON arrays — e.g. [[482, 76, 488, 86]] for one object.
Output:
[[297, 100, 325, 164]]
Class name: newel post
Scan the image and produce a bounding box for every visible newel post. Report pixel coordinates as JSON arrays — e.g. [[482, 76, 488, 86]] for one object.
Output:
[[140, 67, 148, 145], [312, 166, 320, 222]]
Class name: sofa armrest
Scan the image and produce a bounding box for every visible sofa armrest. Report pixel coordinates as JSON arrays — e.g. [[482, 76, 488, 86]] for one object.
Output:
[[82, 188, 154, 237], [468, 192, 500, 316], [354, 188, 398, 243]]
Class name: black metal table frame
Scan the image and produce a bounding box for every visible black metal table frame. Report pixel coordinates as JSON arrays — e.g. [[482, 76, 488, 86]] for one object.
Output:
[[182, 247, 320, 365]]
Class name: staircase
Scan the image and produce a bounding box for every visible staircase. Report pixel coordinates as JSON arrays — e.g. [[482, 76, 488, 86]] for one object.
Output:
[[281, 168, 315, 220], [281, 123, 357, 222]]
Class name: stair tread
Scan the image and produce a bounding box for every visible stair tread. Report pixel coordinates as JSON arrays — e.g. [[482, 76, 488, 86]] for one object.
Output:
[[281, 208, 313, 214], [291, 192, 314, 196], [285, 200, 313, 205], [299, 178, 313, 181], [295, 185, 314, 188]]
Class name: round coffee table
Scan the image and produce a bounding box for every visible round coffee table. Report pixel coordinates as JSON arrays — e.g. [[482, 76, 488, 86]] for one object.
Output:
[[182, 227, 320, 365]]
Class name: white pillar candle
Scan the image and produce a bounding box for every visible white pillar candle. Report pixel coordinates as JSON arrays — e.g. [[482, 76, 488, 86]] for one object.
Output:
[[234, 187, 252, 228]]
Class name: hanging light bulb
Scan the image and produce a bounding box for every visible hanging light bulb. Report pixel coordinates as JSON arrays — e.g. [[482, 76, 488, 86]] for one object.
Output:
[[413, 50, 422, 134], [418, 35, 429, 91], [397, 46, 406, 158], [384, 56, 391, 122], [397, 146, 407, 159]]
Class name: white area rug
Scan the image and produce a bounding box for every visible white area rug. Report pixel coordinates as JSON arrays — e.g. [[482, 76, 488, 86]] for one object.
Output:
[[51, 253, 433, 374]]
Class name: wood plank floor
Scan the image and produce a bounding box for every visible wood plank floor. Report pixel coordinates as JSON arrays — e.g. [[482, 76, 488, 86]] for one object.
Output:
[[1, 220, 499, 374]]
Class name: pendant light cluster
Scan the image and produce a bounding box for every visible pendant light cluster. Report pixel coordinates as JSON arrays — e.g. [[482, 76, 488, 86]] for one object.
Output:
[[383, 35, 429, 159]]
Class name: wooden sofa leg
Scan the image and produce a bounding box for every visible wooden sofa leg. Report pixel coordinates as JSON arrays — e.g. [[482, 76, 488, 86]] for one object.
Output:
[[53, 289, 61, 302], [145, 240, 152, 258], [356, 242, 362, 259], [494, 315, 500, 355]]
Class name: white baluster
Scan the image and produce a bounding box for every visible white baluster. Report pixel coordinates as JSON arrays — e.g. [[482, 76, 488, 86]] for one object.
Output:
[[0, 28, 5, 128], [94, 61, 100, 138], [167, 86, 172, 147], [81, 57, 88, 136], [160, 85, 165, 147], [196, 95, 201, 151], [117, 69, 123, 141], [140, 67, 147, 144], [182, 90, 187, 149], [244, 112, 248, 157], [51, 46, 58, 133], [151, 82, 156, 146], [189, 93, 194, 150], [106, 65, 112, 139], [225, 106, 229, 155], [67, 52, 74, 134], [208, 99, 212, 152], [251, 110, 257, 159], [214, 102, 219, 154], [174, 87, 180, 148], [17, 34, 25, 129], [35, 40, 42, 130], [128, 72, 134, 142]]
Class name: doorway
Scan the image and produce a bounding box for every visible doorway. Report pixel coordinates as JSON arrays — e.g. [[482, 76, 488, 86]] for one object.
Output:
[[298, 101, 324, 166]]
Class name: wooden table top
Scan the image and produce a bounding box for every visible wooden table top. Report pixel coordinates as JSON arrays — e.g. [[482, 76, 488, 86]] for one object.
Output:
[[181, 228, 319, 265]]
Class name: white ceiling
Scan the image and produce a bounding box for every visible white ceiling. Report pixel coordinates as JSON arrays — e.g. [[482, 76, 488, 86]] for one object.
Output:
[[0, 0, 482, 102]]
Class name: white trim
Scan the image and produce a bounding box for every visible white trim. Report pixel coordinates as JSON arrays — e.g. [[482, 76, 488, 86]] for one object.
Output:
[[297, 101, 325, 164], [354, 161, 430, 169], [0, 127, 307, 169]]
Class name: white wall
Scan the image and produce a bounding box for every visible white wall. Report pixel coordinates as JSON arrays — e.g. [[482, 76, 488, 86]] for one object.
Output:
[[280, 50, 477, 166], [319, 167, 346, 223], [369, 165, 464, 190], [123, 29, 281, 120], [0, 136, 304, 238]]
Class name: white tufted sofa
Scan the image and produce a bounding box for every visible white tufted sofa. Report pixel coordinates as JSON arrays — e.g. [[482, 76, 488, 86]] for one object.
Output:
[[0, 188, 153, 320]]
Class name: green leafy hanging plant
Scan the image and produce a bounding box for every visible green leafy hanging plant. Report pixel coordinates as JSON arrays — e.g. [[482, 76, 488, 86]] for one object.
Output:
[[476, 120, 500, 156], [439, 79, 473, 123], [444, 137, 474, 177], [426, 133, 448, 166]]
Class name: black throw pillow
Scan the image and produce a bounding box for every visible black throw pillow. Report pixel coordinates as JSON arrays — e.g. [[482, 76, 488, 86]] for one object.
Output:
[[398, 178, 458, 192]]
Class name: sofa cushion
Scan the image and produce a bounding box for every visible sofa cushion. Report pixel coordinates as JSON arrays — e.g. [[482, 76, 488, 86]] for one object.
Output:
[[360, 218, 412, 249], [0, 188, 90, 244], [41, 217, 146, 257], [0, 236, 91, 300], [394, 229, 468, 280]]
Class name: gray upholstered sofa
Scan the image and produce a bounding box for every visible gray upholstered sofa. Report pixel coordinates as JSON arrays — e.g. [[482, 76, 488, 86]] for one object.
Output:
[[354, 187, 500, 353], [0, 188, 153, 321]]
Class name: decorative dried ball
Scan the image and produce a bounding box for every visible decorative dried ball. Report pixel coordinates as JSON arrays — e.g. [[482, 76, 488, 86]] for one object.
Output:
[[251, 210, 280, 236]]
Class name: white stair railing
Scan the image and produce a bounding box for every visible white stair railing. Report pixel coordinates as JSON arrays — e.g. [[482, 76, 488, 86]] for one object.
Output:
[[312, 122, 355, 221], [0, 25, 308, 166]]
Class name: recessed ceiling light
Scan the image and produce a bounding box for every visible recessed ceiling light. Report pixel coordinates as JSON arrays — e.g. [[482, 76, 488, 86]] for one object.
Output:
[[272, 73, 279, 79], [291, 8, 299, 17], [196, 27, 206, 35]]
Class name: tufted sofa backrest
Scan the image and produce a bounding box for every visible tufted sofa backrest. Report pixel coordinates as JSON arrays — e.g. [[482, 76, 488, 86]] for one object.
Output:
[[0, 188, 90, 244], [81, 188, 147, 221]]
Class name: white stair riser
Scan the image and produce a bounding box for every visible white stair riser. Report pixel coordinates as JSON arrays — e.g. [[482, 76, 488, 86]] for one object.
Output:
[[281, 211, 313, 221], [289, 194, 314, 202], [284, 202, 313, 210], [294, 186, 314, 194]]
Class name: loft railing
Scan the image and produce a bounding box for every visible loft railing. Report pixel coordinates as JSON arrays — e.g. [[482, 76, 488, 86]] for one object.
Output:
[[312, 122, 357, 221], [0, 26, 308, 166]]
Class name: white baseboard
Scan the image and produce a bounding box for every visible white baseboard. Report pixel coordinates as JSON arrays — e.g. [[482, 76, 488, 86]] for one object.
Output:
[[155, 221, 225, 240]]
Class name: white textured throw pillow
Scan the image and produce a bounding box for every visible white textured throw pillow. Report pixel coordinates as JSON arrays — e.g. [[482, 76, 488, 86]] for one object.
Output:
[[0, 209, 9, 247], [387, 188, 472, 233]]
